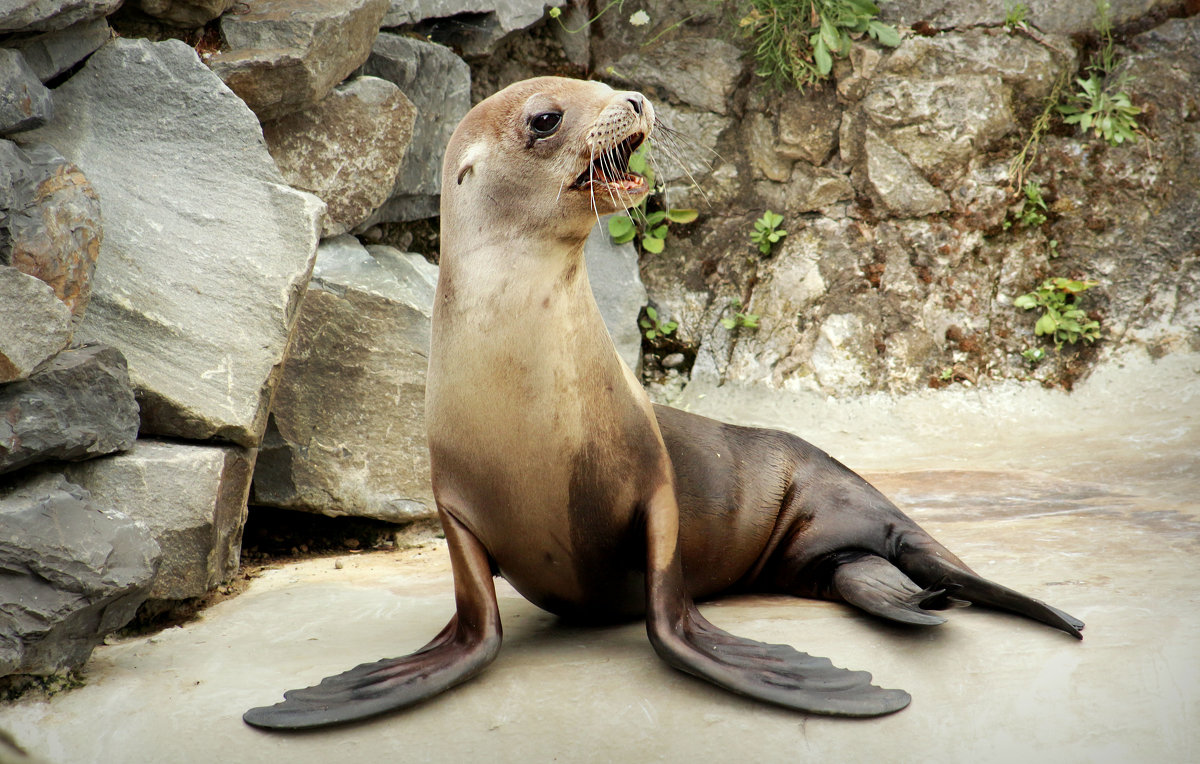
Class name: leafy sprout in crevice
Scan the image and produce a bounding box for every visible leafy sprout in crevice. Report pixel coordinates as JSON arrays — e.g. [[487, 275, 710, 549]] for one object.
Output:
[[750, 210, 787, 255], [1014, 277, 1102, 348], [740, 0, 902, 91]]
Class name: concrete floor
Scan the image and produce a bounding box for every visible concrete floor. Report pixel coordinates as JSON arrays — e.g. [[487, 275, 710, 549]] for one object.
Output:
[[3, 349, 1198, 763]]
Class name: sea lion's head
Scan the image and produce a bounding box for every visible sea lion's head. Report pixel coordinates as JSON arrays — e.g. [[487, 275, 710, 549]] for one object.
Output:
[[441, 76, 655, 247]]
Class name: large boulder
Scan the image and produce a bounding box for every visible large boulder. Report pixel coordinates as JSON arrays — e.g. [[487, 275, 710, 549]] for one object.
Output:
[[0, 139, 102, 320], [1, 17, 110, 83], [384, 0, 566, 58], [17, 38, 324, 447], [253, 227, 646, 521], [0, 265, 71, 384], [137, 0, 236, 27], [881, 0, 1177, 38], [610, 38, 743, 116], [0, 344, 139, 474], [263, 76, 417, 237], [62, 441, 255, 601], [357, 33, 470, 224], [207, 0, 389, 121], [0, 473, 160, 678], [252, 236, 437, 522], [0, 50, 53, 135], [0, 0, 121, 34]]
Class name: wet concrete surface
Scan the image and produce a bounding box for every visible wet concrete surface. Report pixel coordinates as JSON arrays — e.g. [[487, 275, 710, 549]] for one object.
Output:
[[2, 350, 1197, 763]]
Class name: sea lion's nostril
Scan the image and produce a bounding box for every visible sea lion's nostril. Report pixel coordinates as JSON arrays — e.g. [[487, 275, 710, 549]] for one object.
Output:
[[627, 96, 643, 116]]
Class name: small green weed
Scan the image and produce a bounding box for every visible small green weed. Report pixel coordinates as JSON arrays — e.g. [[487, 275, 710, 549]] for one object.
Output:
[[1004, 2, 1029, 29], [1004, 181, 1048, 230], [1014, 277, 1101, 347], [640, 306, 678, 340], [1057, 0, 1142, 146], [608, 142, 698, 254], [1058, 75, 1142, 145], [750, 210, 787, 255], [739, 0, 901, 91], [1021, 347, 1047, 365], [720, 298, 761, 330]]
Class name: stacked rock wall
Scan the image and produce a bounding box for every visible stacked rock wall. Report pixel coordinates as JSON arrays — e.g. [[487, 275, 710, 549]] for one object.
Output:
[[1, 0, 1196, 681]]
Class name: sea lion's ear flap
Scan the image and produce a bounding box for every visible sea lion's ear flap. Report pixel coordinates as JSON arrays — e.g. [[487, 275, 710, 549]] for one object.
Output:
[[456, 143, 487, 185]]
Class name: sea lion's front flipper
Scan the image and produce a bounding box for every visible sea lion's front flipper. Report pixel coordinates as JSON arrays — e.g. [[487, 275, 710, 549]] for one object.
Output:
[[243, 509, 502, 730], [642, 484, 911, 717], [899, 544, 1085, 639], [831, 553, 964, 626]]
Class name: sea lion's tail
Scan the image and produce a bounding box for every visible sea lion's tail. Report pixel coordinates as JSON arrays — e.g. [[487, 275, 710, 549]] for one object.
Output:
[[828, 540, 1084, 639], [896, 543, 1085, 638]]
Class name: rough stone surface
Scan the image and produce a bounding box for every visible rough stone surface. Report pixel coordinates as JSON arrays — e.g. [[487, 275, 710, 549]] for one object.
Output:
[[2, 17, 110, 83], [612, 38, 743, 116], [0, 344, 139, 475], [137, 0, 235, 27], [0, 140, 102, 320], [17, 38, 324, 447], [62, 441, 254, 601], [862, 128, 950, 217], [0, 472, 159, 677], [208, 0, 389, 121], [0, 266, 71, 384], [0, 50, 53, 135], [357, 33, 470, 224], [387, 0, 566, 58], [263, 76, 417, 237], [880, 0, 1177, 38], [0, 0, 122, 33], [587, 219, 646, 372], [252, 236, 437, 522]]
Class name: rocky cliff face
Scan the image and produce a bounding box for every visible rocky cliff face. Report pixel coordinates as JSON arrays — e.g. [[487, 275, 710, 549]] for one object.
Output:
[[1, 0, 1196, 680]]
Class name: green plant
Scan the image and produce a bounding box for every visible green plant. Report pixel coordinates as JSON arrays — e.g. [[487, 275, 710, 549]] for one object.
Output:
[[1004, 2, 1029, 29], [640, 306, 678, 340], [739, 0, 901, 91], [750, 210, 787, 254], [720, 298, 760, 330], [1014, 277, 1102, 347], [1021, 347, 1047, 364], [1058, 75, 1142, 145], [607, 143, 699, 253], [1004, 180, 1048, 229], [1057, 0, 1142, 146]]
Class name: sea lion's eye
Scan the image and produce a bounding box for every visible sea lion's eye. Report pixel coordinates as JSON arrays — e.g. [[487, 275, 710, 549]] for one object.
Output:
[[529, 111, 563, 137]]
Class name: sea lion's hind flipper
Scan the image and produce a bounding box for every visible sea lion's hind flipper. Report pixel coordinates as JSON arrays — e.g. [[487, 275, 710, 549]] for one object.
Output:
[[243, 509, 503, 731], [831, 553, 967, 626], [900, 549, 1084, 638], [643, 484, 910, 717]]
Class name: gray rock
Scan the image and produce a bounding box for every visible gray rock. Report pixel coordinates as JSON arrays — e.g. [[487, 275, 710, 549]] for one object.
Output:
[[0, 0, 121, 34], [1, 17, 110, 83], [263, 76, 417, 237], [62, 441, 254, 601], [0, 50, 52, 134], [0, 265, 71, 384], [613, 38, 743, 115], [776, 86, 840, 166], [208, 0, 389, 121], [17, 38, 324, 447], [862, 129, 949, 217], [650, 100, 727, 187], [880, 0, 1175, 38], [252, 236, 437, 522], [587, 219, 646, 372], [138, 0, 236, 27], [0, 344, 139, 475], [0, 473, 159, 677], [754, 162, 854, 215], [357, 33, 470, 224], [385, 0, 566, 57], [0, 140, 102, 321]]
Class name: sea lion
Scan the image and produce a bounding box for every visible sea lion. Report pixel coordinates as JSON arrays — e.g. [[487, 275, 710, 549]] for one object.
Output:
[[243, 76, 1082, 731]]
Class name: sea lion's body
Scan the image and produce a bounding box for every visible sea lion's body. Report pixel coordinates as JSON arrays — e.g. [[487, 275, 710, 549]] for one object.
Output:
[[244, 77, 1082, 731]]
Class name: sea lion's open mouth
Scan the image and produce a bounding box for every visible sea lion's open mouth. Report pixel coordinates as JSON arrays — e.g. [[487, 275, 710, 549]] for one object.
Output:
[[571, 132, 647, 193]]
